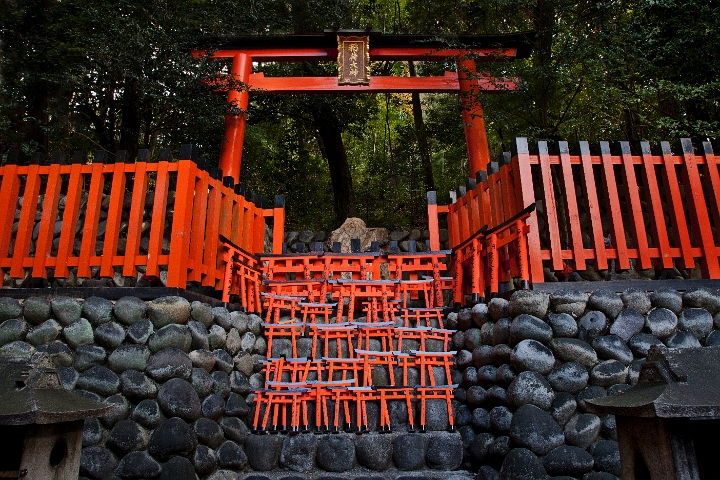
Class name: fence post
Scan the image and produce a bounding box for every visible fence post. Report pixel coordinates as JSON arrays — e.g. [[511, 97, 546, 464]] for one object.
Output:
[[427, 191, 440, 251], [579, 141, 608, 272], [167, 159, 197, 287], [0, 163, 21, 280], [273, 195, 285, 254], [32, 162, 62, 278], [512, 138, 544, 283]]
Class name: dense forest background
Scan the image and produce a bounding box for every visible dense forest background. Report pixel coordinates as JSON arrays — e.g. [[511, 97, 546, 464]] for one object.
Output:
[[2, 0, 719, 231]]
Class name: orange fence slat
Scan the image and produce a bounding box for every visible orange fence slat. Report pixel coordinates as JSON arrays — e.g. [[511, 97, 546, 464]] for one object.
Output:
[[600, 142, 630, 270], [11, 164, 41, 278], [187, 171, 210, 282], [146, 162, 170, 277], [101, 163, 128, 277], [55, 162, 84, 278], [619, 142, 651, 269], [702, 142, 720, 245], [32, 163, 62, 278], [77, 162, 105, 278], [0, 164, 22, 277], [639, 142, 673, 269], [123, 161, 149, 278], [538, 142, 564, 271], [661, 141, 695, 269], [167, 160, 197, 287], [559, 141, 586, 271], [578, 141, 608, 271]]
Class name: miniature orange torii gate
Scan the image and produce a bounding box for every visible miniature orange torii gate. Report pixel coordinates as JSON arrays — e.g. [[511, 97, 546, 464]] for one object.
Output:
[[195, 30, 534, 183]]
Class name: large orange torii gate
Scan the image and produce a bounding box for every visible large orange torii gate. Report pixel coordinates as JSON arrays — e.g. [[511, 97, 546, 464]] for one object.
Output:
[[197, 30, 534, 183]]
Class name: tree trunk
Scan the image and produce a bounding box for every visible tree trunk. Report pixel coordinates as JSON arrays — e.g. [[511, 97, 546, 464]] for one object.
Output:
[[409, 61, 435, 191], [316, 123, 357, 223], [119, 78, 142, 161]]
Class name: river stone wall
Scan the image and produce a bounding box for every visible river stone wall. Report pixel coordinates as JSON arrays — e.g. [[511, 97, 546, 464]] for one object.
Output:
[[449, 287, 720, 480]]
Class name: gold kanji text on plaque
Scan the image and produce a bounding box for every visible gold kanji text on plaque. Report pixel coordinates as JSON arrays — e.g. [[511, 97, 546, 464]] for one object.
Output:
[[337, 35, 370, 85]]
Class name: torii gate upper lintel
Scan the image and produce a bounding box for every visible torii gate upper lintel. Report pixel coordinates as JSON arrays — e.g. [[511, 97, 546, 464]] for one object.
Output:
[[198, 30, 535, 183]]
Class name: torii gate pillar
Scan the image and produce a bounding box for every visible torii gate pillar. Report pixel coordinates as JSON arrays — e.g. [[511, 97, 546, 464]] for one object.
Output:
[[219, 53, 252, 183], [457, 58, 490, 178]]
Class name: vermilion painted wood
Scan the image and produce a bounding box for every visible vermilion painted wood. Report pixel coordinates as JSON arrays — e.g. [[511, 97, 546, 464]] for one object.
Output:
[[465, 189, 479, 234], [32, 163, 62, 278], [681, 138, 720, 277], [0, 164, 21, 277], [599, 142, 630, 270], [660, 141, 694, 269], [578, 142, 608, 270], [273, 203, 285, 254], [101, 163, 128, 277], [187, 171, 210, 282], [619, 142, 651, 269], [241, 200, 253, 252], [230, 194, 242, 248], [254, 203, 265, 253], [479, 178, 492, 229], [167, 160, 197, 287], [702, 142, 720, 244], [219, 54, 252, 183], [513, 138, 544, 283], [210, 47, 518, 62], [123, 160, 149, 278], [11, 164, 41, 278], [458, 59, 491, 176], [426, 195, 440, 252], [145, 162, 170, 277], [202, 184, 222, 287], [559, 142, 586, 271], [538, 142, 564, 272], [245, 72, 518, 94], [76, 162, 104, 278], [54, 162, 83, 278], [639, 142, 673, 269]]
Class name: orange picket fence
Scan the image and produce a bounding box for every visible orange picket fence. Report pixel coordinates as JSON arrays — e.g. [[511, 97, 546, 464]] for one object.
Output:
[[0, 147, 283, 292]]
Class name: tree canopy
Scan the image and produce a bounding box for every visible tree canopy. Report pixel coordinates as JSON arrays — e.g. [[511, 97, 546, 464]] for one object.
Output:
[[2, 0, 718, 231]]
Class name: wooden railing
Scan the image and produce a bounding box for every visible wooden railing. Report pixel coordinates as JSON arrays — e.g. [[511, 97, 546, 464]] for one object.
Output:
[[431, 137, 720, 293], [0, 147, 283, 290]]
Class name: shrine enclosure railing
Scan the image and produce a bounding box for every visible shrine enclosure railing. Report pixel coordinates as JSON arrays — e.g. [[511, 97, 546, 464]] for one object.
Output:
[[0, 146, 284, 292], [426, 137, 720, 304]]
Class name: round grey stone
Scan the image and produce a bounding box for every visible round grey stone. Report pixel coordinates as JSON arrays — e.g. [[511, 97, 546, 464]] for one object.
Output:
[[0, 319, 27, 345], [683, 287, 720, 315], [220, 416, 249, 444], [491, 344, 513, 366], [589, 440, 621, 476], [0, 297, 23, 321], [665, 331, 702, 348], [510, 339, 555, 375], [63, 318, 94, 348], [592, 335, 634, 365], [575, 386, 607, 412], [464, 328, 482, 350], [0, 340, 34, 357], [230, 311, 249, 333], [188, 321, 210, 351], [209, 325, 227, 350], [650, 288, 683, 314], [492, 318, 511, 346], [217, 440, 248, 469], [245, 434, 284, 471], [191, 300, 213, 327], [190, 349, 215, 372], [564, 413, 601, 448], [706, 330, 720, 346], [472, 407, 491, 431], [226, 392, 250, 417], [80, 446, 118, 479], [147, 296, 191, 328], [547, 313, 578, 338], [457, 349, 473, 370], [107, 419, 148, 454], [470, 432, 494, 462], [509, 314, 552, 345], [466, 385, 486, 407], [678, 308, 713, 339], [477, 364, 498, 388], [426, 433, 463, 470], [280, 434, 317, 472], [157, 377, 202, 420], [646, 308, 678, 339], [51, 296, 82, 325], [36, 341, 73, 367], [102, 394, 131, 428], [507, 371, 555, 410], [212, 306, 232, 329], [543, 445, 594, 477], [58, 365, 79, 389], [120, 369, 158, 400], [26, 319, 61, 346], [629, 332, 667, 356], [95, 321, 126, 349], [108, 344, 150, 373], [548, 362, 588, 394], [247, 314, 263, 336], [126, 318, 153, 344], [587, 290, 623, 319], [609, 309, 645, 342], [577, 310, 608, 342], [549, 338, 598, 368], [146, 347, 192, 381], [148, 416, 198, 462], [473, 345, 493, 368], [212, 370, 231, 398], [480, 322, 493, 345], [193, 445, 218, 477], [509, 290, 550, 319], [82, 296, 114, 326], [202, 393, 226, 420], [195, 417, 225, 449], [77, 365, 121, 396], [488, 298, 510, 320], [148, 324, 191, 353], [472, 303, 490, 326], [457, 308, 473, 330], [550, 290, 588, 317], [213, 349, 234, 374], [490, 406, 512, 433], [621, 289, 652, 314], [113, 296, 147, 326], [509, 404, 564, 455], [22, 297, 51, 325], [498, 447, 548, 480], [158, 456, 197, 480], [629, 359, 645, 385], [590, 360, 627, 387], [131, 399, 164, 429], [74, 345, 107, 372], [114, 450, 161, 478], [392, 433, 426, 471], [550, 392, 577, 427], [478, 464, 500, 480], [83, 417, 104, 447], [192, 367, 215, 397]]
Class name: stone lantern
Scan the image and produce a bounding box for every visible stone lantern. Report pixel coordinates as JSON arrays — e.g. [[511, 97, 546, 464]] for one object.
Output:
[[0, 353, 111, 479], [586, 345, 720, 480]]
